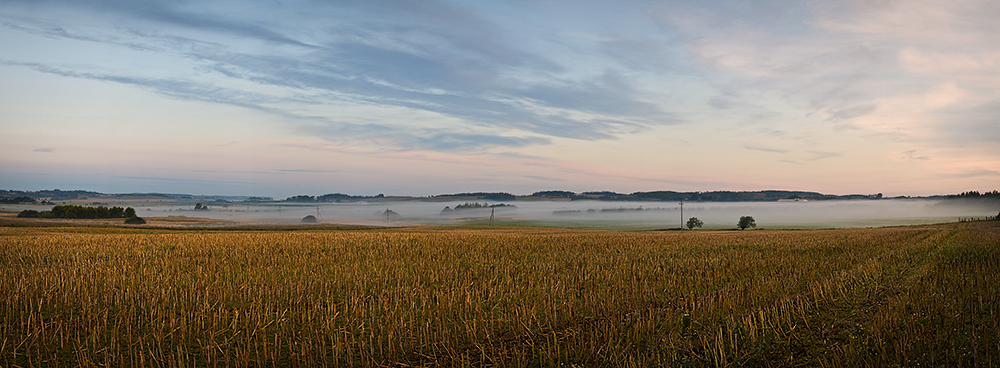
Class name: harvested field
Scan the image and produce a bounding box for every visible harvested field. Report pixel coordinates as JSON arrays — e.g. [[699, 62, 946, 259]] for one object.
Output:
[[1, 221, 998, 366]]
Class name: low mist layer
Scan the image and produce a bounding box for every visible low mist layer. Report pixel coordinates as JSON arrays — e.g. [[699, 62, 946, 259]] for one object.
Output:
[[6, 199, 990, 229]]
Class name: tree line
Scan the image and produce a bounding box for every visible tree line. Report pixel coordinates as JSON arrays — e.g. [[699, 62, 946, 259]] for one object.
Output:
[[17, 205, 137, 219], [1, 196, 38, 204], [948, 191, 1000, 199], [533, 190, 882, 202]]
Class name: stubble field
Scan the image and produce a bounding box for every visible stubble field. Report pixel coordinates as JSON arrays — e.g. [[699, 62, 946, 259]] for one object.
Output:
[[1, 221, 998, 367]]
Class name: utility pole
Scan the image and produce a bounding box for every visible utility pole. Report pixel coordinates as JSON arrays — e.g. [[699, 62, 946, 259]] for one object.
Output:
[[679, 201, 684, 230], [489, 206, 495, 226]]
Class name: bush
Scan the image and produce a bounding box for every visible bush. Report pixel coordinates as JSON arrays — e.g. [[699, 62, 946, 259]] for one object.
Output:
[[124, 217, 146, 225], [301, 215, 318, 223]]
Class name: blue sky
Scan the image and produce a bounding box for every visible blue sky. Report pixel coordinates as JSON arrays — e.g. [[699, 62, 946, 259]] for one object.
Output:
[[1, 0, 998, 197]]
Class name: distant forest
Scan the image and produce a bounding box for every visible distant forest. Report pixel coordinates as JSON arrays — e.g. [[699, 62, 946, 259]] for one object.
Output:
[[0, 196, 53, 204], [530, 190, 887, 202], [948, 191, 1000, 199]]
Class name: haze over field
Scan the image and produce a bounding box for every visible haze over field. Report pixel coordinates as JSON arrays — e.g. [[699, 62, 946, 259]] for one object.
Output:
[[1, 0, 998, 198], [4, 198, 995, 230], [150, 200, 999, 229]]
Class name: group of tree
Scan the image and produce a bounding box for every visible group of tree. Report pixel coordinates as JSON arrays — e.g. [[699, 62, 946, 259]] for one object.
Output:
[[17, 205, 137, 219], [1, 189, 102, 201], [283, 193, 385, 203], [0, 196, 41, 204], [948, 191, 1000, 199], [531, 190, 575, 198], [193, 203, 210, 211], [242, 196, 273, 202], [683, 216, 756, 230], [433, 192, 516, 201], [441, 202, 516, 214], [525, 190, 889, 202]]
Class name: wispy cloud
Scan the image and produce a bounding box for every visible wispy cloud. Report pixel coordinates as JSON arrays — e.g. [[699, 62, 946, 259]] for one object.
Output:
[[808, 151, 842, 161], [744, 145, 787, 154], [113, 175, 258, 186], [941, 169, 1000, 178], [0, 0, 677, 155], [275, 169, 340, 174], [276, 139, 741, 189], [524, 175, 565, 182]]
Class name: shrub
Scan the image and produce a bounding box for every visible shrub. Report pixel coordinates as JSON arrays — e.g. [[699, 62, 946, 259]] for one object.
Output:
[[301, 215, 318, 223], [124, 217, 146, 225]]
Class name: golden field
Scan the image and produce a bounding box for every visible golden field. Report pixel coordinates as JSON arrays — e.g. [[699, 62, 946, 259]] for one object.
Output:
[[1, 222, 998, 367]]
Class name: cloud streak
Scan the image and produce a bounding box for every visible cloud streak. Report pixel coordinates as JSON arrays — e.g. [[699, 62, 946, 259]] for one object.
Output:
[[0, 0, 678, 153]]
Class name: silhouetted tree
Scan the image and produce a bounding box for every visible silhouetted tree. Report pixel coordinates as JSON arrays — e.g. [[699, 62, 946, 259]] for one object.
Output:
[[686, 217, 704, 230], [738, 216, 756, 230]]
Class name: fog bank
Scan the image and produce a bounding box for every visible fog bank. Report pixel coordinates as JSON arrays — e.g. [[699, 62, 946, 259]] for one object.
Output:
[[50, 199, 995, 229]]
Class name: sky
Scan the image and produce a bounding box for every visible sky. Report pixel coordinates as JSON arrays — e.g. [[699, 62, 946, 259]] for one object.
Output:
[[1, 0, 998, 198]]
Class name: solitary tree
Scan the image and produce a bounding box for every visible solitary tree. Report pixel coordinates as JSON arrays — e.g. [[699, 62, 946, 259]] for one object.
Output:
[[686, 217, 704, 229], [738, 215, 756, 230]]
